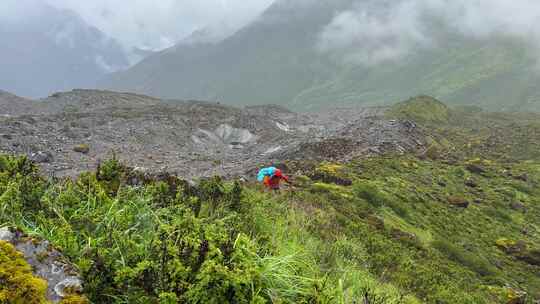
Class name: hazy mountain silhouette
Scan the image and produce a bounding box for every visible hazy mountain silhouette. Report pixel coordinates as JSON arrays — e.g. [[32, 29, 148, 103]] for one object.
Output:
[[102, 0, 540, 112], [0, 2, 129, 98]]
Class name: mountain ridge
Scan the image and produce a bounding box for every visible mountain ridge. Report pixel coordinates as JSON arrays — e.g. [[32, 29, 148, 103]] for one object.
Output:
[[0, 2, 129, 98], [101, 0, 540, 112]]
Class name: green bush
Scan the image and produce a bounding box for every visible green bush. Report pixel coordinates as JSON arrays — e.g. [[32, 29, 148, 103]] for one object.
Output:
[[2, 154, 539, 303], [352, 182, 409, 217], [432, 239, 497, 277], [353, 182, 388, 207]]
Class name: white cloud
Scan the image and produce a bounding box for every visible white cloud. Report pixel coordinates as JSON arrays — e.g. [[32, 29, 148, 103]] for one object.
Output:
[[318, 1, 431, 65], [319, 0, 540, 65], [1, 0, 275, 51]]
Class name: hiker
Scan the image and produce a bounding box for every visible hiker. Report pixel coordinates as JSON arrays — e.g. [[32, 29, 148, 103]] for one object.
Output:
[[257, 167, 290, 191]]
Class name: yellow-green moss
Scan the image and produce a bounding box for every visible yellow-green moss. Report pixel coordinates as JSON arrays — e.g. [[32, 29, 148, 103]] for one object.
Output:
[[495, 238, 517, 251], [484, 286, 526, 304], [313, 162, 353, 186], [73, 144, 90, 154], [59, 294, 89, 304], [311, 182, 352, 199], [317, 163, 345, 175], [0, 240, 49, 304]]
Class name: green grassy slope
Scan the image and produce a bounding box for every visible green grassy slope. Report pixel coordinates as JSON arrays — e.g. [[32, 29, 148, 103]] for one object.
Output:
[[293, 38, 540, 112], [1, 102, 540, 303]]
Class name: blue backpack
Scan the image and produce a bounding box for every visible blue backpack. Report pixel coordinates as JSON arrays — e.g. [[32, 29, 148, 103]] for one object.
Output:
[[257, 167, 277, 182]]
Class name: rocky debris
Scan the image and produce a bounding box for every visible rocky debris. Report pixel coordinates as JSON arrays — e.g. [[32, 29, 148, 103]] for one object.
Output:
[[0, 89, 425, 178], [510, 201, 527, 212], [514, 173, 529, 182], [283, 138, 357, 161], [0, 227, 85, 303], [466, 163, 486, 175], [496, 238, 540, 266], [309, 164, 353, 186], [192, 124, 257, 149], [30, 151, 53, 163], [506, 288, 527, 304], [0, 90, 38, 116], [390, 228, 417, 243], [310, 171, 352, 186], [464, 178, 478, 188], [447, 196, 470, 208], [496, 238, 528, 255], [517, 249, 540, 266], [366, 215, 385, 230], [0, 227, 14, 241]]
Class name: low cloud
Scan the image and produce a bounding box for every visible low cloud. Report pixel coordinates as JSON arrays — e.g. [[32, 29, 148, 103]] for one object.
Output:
[[1, 0, 274, 52], [318, 0, 540, 65], [48, 0, 275, 51]]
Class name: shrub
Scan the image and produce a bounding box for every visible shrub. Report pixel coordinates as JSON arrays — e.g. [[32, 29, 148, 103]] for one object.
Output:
[[96, 158, 123, 194], [1, 154, 537, 303], [0, 154, 37, 176], [432, 239, 497, 277], [353, 182, 388, 207], [352, 182, 408, 217], [119, 208, 265, 303]]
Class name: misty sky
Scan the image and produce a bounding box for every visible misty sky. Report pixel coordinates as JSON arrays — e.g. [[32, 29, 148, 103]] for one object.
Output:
[[319, 0, 540, 66], [4, 0, 540, 66], [1, 0, 275, 51]]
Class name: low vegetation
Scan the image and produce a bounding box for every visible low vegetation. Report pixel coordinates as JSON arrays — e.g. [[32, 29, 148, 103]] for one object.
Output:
[[1, 146, 539, 303], [386, 96, 451, 124], [1, 98, 540, 303]]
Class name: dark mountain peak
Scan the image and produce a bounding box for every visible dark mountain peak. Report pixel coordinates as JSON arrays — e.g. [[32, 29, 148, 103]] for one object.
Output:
[[0, 5, 129, 98]]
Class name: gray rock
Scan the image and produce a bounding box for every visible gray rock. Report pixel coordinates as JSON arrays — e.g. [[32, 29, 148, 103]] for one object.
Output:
[[0, 89, 425, 179], [1, 227, 84, 303], [464, 179, 478, 188], [447, 196, 470, 208], [510, 201, 527, 212], [0, 226, 15, 242], [186, 179, 198, 187], [30, 151, 53, 163], [466, 163, 486, 175], [54, 277, 83, 297], [514, 173, 529, 182]]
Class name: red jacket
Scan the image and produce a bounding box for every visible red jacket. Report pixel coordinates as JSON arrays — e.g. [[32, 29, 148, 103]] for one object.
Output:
[[263, 174, 289, 189]]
